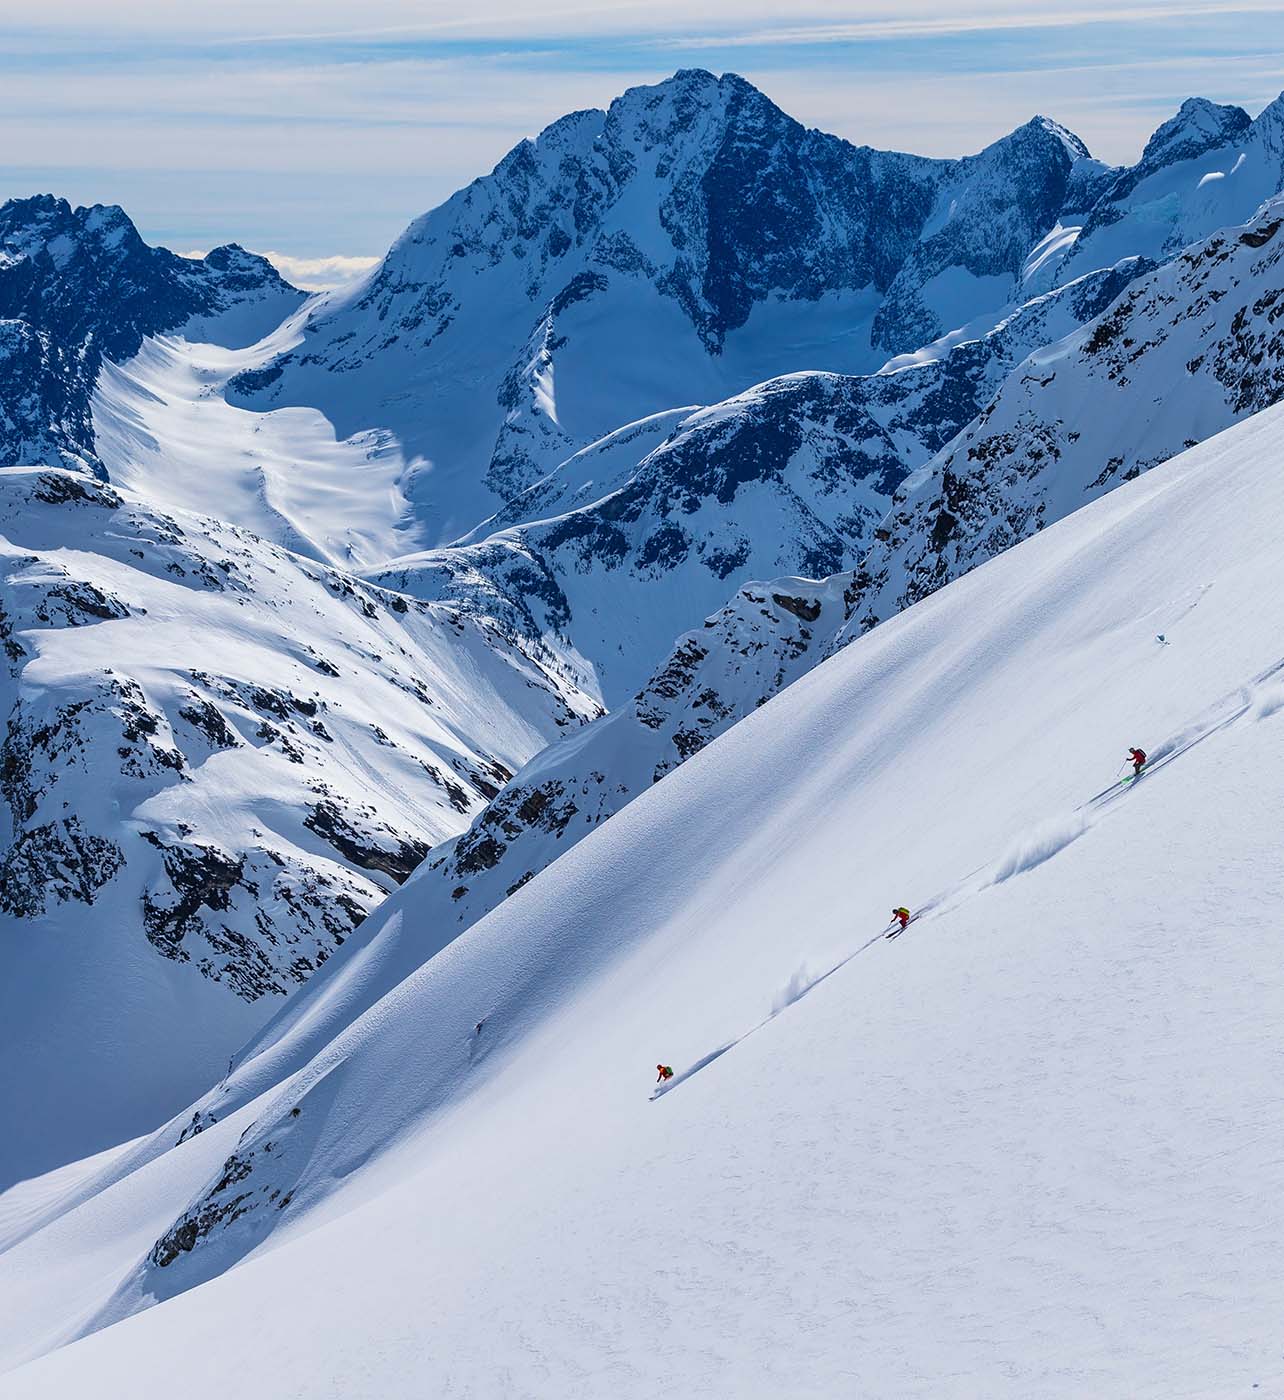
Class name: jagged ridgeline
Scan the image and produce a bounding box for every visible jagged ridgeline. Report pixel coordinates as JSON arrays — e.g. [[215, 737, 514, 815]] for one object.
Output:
[[5, 70, 1284, 1194], [0, 196, 303, 474]]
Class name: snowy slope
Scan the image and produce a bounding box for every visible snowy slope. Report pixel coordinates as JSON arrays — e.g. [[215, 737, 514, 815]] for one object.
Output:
[[157, 571, 856, 1113], [91, 325, 425, 571], [49, 253, 1173, 1092], [367, 255, 1144, 705], [0, 196, 302, 476], [5, 402, 1284, 1396], [231, 71, 1089, 546], [0, 468, 598, 1187], [839, 195, 1284, 635]]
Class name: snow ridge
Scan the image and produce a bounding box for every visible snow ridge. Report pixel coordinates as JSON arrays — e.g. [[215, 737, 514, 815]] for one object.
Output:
[[0, 197, 302, 475]]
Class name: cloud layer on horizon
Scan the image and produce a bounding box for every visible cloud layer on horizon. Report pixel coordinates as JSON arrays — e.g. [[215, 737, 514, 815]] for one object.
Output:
[[5, 1, 1283, 265], [181, 248, 380, 291], [259, 251, 381, 290]]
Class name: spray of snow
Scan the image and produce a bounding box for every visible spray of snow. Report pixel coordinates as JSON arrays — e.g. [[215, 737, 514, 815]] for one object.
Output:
[[772, 963, 816, 1014], [1253, 681, 1284, 720], [990, 811, 1087, 884]]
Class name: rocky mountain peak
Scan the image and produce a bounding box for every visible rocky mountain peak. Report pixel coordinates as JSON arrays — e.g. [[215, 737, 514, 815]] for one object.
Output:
[[198, 242, 297, 295], [0, 196, 302, 474], [1248, 89, 1284, 153], [1139, 97, 1251, 170], [0, 195, 147, 272], [1023, 115, 1092, 163]]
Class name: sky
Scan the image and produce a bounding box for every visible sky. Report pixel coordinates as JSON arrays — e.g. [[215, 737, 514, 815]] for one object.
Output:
[[3, 1, 1283, 288]]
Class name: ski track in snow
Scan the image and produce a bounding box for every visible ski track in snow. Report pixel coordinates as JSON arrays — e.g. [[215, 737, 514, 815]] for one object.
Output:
[[653, 649, 1284, 1101], [7, 385, 1284, 1400]]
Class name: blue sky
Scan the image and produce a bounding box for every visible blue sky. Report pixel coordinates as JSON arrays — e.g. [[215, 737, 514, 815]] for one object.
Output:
[[4, 1, 1283, 286]]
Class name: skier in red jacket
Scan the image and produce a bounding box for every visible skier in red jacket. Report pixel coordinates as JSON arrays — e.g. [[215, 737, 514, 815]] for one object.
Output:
[[656, 1064, 674, 1084], [1128, 747, 1147, 776]]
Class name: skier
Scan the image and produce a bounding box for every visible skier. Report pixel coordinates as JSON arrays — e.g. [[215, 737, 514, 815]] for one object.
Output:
[[1128, 746, 1147, 776], [891, 906, 911, 933], [656, 1064, 674, 1084]]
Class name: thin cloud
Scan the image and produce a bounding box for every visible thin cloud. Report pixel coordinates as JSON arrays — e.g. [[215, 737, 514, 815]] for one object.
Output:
[[17, 0, 1278, 41], [649, 1, 1284, 46], [260, 250, 380, 290]]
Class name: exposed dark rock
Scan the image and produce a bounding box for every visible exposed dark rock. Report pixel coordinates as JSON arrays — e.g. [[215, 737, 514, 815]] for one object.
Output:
[[0, 817, 125, 916], [140, 835, 246, 963], [150, 1150, 254, 1267], [772, 593, 821, 623], [303, 800, 429, 885]]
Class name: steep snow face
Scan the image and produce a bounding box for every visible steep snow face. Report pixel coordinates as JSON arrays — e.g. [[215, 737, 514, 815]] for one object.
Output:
[[1049, 92, 1284, 285], [840, 196, 1284, 635], [326, 254, 1151, 948], [7, 402, 1284, 1397], [365, 255, 1145, 705], [92, 329, 424, 571], [0, 468, 599, 1187], [0, 196, 303, 475], [162, 573, 857, 1116], [871, 117, 1090, 353], [231, 70, 1087, 545]]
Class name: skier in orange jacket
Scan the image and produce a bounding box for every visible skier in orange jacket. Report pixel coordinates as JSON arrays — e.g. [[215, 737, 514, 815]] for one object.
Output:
[[656, 1064, 674, 1084]]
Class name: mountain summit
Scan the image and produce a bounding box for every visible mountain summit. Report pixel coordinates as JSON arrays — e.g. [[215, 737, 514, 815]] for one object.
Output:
[[230, 69, 1090, 544]]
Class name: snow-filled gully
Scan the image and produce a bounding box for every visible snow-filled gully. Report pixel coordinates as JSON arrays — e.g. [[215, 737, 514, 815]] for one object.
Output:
[[653, 652, 1284, 1101]]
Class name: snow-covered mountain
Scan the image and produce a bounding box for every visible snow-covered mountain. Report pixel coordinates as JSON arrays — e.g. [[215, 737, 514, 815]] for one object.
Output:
[[276, 256, 1146, 979], [4, 77, 1283, 1199], [0, 466, 598, 1187], [1044, 93, 1284, 288], [112, 151, 1284, 1156], [230, 71, 1092, 546], [367, 254, 1145, 704], [5, 400, 1284, 1397], [839, 194, 1284, 633], [142, 571, 857, 1106], [0, 196, 303, 476]]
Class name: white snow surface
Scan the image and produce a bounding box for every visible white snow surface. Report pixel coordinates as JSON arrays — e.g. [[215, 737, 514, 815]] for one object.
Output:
[[4, 404, 1284, 1396], [0, 467, 599, 1187], [92, 315, 422, 571], [1053, 94, 1284, 286]]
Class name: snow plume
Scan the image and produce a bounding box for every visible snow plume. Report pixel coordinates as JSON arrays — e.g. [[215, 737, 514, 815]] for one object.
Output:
[[991, 811, 1087, 884], [773, 963, 816, 1014], [1150, 712, 1221, 765], [1252, 681, 1284, 721]]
